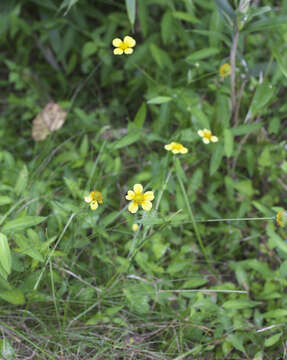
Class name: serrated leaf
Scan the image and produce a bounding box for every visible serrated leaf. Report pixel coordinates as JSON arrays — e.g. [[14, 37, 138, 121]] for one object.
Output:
[[2, 216, 46, 234], [0, 233, 11, 275]]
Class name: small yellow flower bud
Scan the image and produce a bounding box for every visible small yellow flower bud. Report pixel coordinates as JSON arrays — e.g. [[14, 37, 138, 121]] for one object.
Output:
[[132, 224, 139, 232], [276, 210, 287, 227]]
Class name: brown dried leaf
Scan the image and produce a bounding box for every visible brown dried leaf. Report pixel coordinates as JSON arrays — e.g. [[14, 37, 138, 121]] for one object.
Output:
[[32, 102, 67, 141]]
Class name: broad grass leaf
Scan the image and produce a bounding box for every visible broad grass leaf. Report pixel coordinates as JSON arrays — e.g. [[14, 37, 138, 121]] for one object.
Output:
[[0, 233, 11, 275], [223, 129, 233, 157], [209, 144, 224, 175], [161, 11, 174, 45], [138, 0, 148, 36], [0, 288, 25, 305], [2, 216, 46, 234], [186, 47, 220, 63], [125, 0, 136, 27], [32, 102, 67, 141]]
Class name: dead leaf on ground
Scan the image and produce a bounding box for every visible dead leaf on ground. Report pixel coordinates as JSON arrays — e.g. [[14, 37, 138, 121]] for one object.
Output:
[[32, 102, 67, 141]]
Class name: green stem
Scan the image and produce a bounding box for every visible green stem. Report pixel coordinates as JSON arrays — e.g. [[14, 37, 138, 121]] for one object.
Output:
[[174, 157, 213, 271]]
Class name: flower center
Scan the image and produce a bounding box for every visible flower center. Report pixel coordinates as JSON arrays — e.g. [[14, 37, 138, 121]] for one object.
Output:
[[120, 42, 129, 50], [203, 131, 212, 140], [134, 193, 145, 204], [91, 191, 103, 202], [172, 143, 182, 150]]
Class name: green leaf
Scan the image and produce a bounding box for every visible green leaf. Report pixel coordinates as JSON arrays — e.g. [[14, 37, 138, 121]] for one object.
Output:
[[224, 129, 233, 157], [209, 144, 224, 175], [15, 164, 28, 196], [172, 11, 199, 23], [264, 333, 282, 347], [161, 11, 174, 45], [123, 285, 150, 314], [147, 96, 172, 105], [0, 233, 11, 275], [113, 131, 141, 150], [0, 288, 25, 305], [223, 300, 260, 310], [227, 334, 246, 354], [125, 0, 136, 26], [82, 41, 98, 58], [134, 102, 146, 128], [80, 134, 89, 157], [263, 309, 287, 318], [2, 216, 46, 234], [0, 196, 13, 206], [14, 234, 44, 262], [247, 81, 274, 119], [186, 48, 220, 63], [231, 122, 262, 135], [267, 225, 287, 254]]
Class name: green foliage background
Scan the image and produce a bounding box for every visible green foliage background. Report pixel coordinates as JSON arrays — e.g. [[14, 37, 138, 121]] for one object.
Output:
[[1, 0, 287, 358]]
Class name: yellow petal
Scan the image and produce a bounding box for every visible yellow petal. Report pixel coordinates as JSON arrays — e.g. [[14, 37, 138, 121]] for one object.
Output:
[[90, 201, 98, 210], [128, 201, 138, 213], [197, 130, 203, 137], [144, 191, 154, 201], [141, 200, 152, 211], [112, 38, 123, 47], [133, 184, 143, 194], [113, 48, 123, 55], [203, 138, 210, 144], [124, 48, 133, 54], [180, 146, 188, 154], [211, 136, 218, 142], [84, 195, 92, 203], [172, 149, 180, 154], [126, 190, 135, 200], [124, 36, 136, 47], [165, 144, 172, 150]]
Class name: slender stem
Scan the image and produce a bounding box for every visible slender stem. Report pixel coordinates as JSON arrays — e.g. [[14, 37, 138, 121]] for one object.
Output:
[[230, 25, 239, 121], [174, 157, 213, 272], [195, 216, 274, 223]]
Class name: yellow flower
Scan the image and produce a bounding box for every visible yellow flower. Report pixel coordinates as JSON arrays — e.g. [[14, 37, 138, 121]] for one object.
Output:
[[219, 63, 231, 78], [132, 223, 139, 232], [198, 129, 218, 144], [276, 210, 287, 227], [164, 142, 188, 154], [112, 36, 136, 55], [126, 184, 154, 214], [84, 190, 103, 210]]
